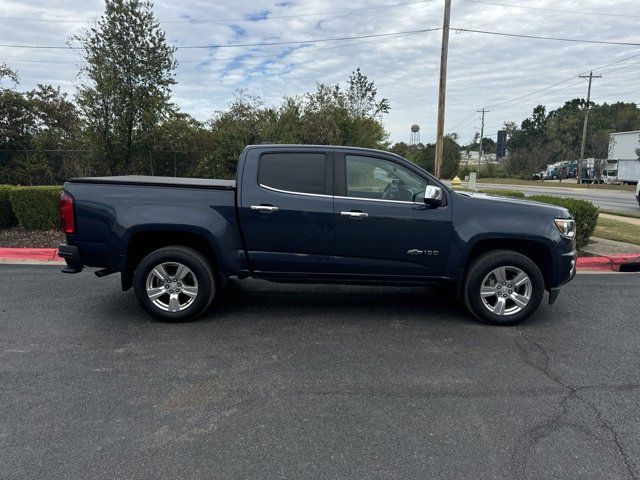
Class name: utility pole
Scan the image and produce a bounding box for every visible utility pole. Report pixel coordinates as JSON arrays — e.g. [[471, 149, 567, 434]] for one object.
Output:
[[577, 71, 601, 184], [434, 0, 451, 179], [477, 108, 487, 177]]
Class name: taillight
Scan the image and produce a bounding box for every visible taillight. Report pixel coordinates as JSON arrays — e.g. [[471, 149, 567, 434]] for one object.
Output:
[[59, 192, 75, 234]]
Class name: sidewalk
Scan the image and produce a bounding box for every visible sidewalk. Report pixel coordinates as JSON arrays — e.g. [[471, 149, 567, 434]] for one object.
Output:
[[582, 236, 640, 256]]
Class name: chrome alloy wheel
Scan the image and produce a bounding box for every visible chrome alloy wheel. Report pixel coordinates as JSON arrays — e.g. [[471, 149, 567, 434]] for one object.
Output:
[[145, 262, 199, 312], [480, 266, 532, 316]]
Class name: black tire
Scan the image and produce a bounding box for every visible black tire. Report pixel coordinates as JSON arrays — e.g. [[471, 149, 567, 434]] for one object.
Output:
[[463, 250, 544, 325], [133, 246, 216, 322]]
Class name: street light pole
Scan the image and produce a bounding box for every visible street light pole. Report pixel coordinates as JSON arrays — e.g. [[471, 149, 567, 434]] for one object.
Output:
[[434, 0, 451, 179]]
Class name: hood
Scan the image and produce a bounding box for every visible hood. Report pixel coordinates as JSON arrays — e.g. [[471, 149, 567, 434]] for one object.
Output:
[[455, 191, 572, 219]]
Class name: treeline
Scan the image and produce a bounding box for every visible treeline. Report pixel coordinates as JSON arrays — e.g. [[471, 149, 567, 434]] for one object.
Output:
[[0, 63, 461, 184], [504, 100, 640, 177]]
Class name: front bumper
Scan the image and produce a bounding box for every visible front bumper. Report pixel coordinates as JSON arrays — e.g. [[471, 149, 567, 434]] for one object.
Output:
[[549, 249, 577, 305], [58, 244, 83, 274]]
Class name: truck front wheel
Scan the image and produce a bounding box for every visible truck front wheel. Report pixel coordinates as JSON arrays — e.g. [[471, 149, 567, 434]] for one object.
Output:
[[463, 250, 544, 325], [133, 246, 216, 322]]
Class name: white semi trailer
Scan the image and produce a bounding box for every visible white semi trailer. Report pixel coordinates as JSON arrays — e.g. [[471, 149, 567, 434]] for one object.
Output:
[[606, 131, 640, 185]]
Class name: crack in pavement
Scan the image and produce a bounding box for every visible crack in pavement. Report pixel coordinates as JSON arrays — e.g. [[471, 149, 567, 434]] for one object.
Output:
[[510, 328, 638, 480]]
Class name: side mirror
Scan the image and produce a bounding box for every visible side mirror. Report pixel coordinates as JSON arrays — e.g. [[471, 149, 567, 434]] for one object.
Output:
[[423, 185, 443, 206]]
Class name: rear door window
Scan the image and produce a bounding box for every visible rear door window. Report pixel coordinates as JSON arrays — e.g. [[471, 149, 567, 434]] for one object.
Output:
[[259, 153, 328, 195]]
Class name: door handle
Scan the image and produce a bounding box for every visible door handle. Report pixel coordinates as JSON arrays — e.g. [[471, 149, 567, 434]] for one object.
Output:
[[251, 205, 279, 213], [340, 211, 368, 218]]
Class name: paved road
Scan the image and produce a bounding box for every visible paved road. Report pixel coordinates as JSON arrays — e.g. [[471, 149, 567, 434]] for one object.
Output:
[[453, 182, 639, 213], [2, 265, 640, 479]]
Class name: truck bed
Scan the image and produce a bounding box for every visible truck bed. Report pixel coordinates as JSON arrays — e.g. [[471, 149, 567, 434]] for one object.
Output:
[[69, 175, 236, 190]]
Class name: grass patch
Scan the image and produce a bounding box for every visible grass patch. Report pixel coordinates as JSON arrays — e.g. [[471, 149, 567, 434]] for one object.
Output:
[[477, 178, 636, 191], [481, 189, 526, 198], [594, 217, 640, 246], [600, 209, 640, 220]]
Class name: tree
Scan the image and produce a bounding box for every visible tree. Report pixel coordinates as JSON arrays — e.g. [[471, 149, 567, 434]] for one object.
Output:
[[0, 63, 19, 86], [481, 137, 495, 154], [195, 69, 391, 178], [0, 66, 83, 184], [73, 0, 177, 175], [345, 67, 390, 119], [390, 135, 460, 179]]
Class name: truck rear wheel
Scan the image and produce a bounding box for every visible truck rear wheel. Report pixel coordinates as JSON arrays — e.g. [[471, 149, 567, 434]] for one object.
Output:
[[463, 250, 544, 325], [133, 246, 216, 322]]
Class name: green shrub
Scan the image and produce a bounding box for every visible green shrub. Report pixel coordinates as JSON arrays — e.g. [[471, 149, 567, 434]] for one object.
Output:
[[0, 185, 16, 228], [527, 194, 599, 250], [482, 189, 526, 199], [9, 186, 62, 230]]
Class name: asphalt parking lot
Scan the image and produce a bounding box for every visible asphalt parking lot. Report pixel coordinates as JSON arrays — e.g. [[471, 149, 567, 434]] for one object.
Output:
[[1, 265, 639, 479]]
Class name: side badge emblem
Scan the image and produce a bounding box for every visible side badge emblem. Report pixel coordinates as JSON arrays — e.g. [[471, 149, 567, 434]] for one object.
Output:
[[407, 249, 439, 256]]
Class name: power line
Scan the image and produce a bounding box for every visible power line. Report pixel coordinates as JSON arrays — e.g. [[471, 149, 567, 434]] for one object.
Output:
[[488, 63, 640, 111], [484, 78, 577, 110], [0, 27, 441, 50], [483, 51, 640, 110], [464, 0, 640, 19], [3, 25, 638, 51], [598, 59, 640, 76], [449, 114, 478, 133], [179, 28, 440, 48], [0, 1, 432, 24], [187, 31, 425, 60], [452, 27, 640, 47], [4, 31, 424, 65]]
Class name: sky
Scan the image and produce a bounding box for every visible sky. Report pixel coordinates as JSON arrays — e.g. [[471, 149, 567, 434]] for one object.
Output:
[[0, 0, 639, 145]]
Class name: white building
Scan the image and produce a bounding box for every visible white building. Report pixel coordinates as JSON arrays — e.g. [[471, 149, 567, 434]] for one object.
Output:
[[459, 150, 497, 164]]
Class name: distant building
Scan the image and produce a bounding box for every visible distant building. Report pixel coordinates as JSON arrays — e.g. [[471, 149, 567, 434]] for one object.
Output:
[[459, 150, 497, 164]]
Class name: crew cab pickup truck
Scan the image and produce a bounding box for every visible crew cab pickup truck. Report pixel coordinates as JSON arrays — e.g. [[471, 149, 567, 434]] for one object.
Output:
[[58, 145, 576, 325]]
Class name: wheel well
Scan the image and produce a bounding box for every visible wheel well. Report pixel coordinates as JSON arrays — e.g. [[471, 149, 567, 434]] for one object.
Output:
[[465, 239, 552, 288], [122, 231, 218, 290]]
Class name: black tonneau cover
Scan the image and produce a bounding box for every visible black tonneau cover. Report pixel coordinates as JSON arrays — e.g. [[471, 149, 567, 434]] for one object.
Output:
[[69, 175, 236, 190]]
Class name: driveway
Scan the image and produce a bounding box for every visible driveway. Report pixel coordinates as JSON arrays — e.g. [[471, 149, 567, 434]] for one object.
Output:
[[1, 266, 639, 479]]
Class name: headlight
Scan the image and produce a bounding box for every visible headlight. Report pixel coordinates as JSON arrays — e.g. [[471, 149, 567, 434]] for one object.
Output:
[[554, 218, 576, 238]]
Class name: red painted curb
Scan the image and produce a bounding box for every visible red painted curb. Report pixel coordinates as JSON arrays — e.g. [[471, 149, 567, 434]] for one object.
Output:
[[0, 248, 60, 261], [576, 254, 640, 271]]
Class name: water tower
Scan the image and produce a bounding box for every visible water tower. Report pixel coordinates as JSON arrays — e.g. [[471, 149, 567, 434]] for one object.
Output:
[[410, 124, 420, 145]]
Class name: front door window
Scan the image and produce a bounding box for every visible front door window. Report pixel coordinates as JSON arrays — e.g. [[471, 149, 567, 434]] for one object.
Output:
[[345, 155, 428, 202]]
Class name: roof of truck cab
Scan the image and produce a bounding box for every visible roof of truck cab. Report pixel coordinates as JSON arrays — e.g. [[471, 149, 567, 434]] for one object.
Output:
[[69, 175, 236, 189], [244, 144, 402, 157]]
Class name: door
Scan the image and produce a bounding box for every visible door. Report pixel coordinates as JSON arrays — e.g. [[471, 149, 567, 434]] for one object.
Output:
[[238, 150, 334, 273], [333, 153, 452, 277]]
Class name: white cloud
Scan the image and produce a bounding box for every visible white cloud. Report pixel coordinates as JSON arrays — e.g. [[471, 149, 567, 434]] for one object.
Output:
[[1, 0, 638, 144]]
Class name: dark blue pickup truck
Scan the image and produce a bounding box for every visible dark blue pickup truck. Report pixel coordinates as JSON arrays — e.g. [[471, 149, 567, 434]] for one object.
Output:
[[58, 144, 576, 325]]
